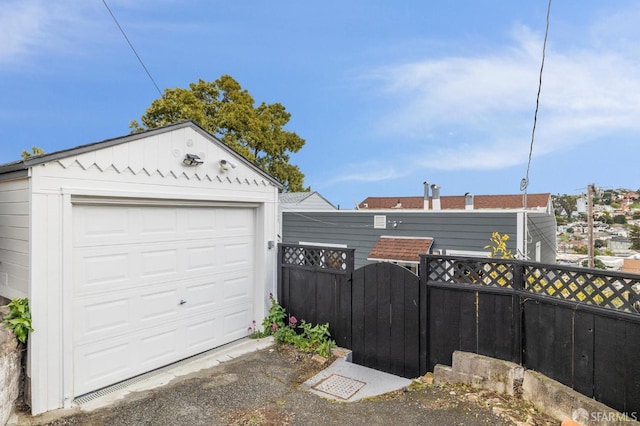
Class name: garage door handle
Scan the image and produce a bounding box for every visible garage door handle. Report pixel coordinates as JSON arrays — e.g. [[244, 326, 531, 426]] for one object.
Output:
[[179, 300, 187, 305]]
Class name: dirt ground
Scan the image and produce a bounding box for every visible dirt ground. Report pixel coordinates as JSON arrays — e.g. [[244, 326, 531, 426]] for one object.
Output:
[[16, 344, 559, 426]]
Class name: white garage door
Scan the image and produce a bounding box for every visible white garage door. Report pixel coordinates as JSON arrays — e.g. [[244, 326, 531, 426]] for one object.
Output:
[[71, 203, 256, 396]]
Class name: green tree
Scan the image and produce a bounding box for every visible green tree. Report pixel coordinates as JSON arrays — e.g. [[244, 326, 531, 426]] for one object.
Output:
[[581, 258, 607, 270], [21, 147, 45, 159], [630, 225, 640, 250], [130, 75, 307, 191], [613, 214, 627, 224], [552, 194, 578, 220], [572, 245, 588, 255]]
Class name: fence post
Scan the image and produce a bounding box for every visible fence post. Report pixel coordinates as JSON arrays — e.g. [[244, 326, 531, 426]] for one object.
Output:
[[511, 260, 524, 365], [419, 255, 429, 374], [277, 243, 284, 304]]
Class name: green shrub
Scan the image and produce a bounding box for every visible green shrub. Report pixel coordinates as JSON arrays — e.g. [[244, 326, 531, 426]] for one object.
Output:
[[249, 294, 335, 357], [2, 298, 34, 344]]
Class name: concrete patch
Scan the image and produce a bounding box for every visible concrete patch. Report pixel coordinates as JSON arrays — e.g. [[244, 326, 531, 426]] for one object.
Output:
[[302, 354, 412, 402]]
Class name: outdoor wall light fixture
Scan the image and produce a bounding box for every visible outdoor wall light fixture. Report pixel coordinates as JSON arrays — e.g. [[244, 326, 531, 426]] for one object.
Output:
[[219, 159, 237, 172], [183, 153, 203, 166]]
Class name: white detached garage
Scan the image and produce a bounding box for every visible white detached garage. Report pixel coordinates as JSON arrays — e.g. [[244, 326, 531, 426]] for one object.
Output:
[[0, 121, 281, 414]]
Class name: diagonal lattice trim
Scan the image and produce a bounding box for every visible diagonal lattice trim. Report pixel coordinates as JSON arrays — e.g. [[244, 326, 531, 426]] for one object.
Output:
[[282, 245, 349, 271], [425, 256, 640, 313]]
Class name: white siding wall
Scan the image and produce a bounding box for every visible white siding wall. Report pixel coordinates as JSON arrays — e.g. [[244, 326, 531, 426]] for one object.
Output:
[[0, 178, 30, 299], [26, 125, 280, 414]]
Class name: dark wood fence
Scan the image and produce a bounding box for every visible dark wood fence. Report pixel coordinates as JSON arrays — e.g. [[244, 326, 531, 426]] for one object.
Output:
[[277, 244, 640, 415], [351, 262, 425, 378], [278, 244, 354, 348], [423, 255, 640, 415]]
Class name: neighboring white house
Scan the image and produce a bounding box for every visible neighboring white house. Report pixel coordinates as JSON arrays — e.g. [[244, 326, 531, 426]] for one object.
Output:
[[0, 120, 281, 414]]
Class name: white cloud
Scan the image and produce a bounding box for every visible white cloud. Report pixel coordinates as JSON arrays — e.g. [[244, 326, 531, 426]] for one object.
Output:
[[362, 14, 640, 174], [327, 161, 408, 185], [0, 0, 188, 67]]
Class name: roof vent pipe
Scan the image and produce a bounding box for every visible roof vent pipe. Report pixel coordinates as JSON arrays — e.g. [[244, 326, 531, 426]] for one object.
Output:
[[465, 192, 474, 210], [423, 181, 429, 210], [431, 184, 441, 210]]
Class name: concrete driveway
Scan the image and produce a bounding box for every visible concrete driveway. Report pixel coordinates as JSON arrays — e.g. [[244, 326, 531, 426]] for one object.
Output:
[[13, 339, 557, 426]]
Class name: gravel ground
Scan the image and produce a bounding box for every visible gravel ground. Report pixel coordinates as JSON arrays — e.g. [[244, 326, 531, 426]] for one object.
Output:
[[14, 345, 559, 426]]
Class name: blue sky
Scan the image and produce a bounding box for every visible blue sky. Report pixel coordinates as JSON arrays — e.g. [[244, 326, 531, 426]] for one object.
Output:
[[1, 1, 639, 209]]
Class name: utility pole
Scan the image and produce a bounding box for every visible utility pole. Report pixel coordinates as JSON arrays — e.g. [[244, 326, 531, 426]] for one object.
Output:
[[587, 184, 595, 268]]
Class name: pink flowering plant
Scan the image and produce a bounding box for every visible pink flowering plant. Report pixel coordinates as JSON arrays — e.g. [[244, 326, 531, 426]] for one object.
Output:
[[248, 294, 335, 357]]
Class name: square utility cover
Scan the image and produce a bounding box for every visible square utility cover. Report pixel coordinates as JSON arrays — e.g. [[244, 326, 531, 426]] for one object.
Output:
[[312, 374, 366, 400]]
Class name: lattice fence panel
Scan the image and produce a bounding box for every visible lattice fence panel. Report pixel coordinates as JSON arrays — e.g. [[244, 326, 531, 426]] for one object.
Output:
[[525, 265, 640, 313], [427, 258, 514, 288], [282, 245, 350, 271]]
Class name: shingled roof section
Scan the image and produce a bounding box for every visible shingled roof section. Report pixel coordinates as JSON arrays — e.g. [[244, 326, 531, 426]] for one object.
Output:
[[368, 236, 433, 263], [358, 193, 550, 210]]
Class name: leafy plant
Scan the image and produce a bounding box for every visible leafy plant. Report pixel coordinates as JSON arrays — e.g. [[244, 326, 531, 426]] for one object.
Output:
[[2, 298, 34, 344], [248, 295, 335, 357], [485, 232, 515, 259]]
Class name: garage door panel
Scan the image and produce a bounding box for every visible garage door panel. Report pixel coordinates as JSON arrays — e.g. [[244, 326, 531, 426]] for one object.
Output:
[[76, 252, 131, 290], [222, 239, 254, 268], [139, 329, 181, 367], [183, 281, 219, 312], [139, 208, 178, 236], [73, 206, 130, 244], [139, 248, 179, 278], [221, 306, 253, 342], [223, 209, 253, 233], [139, 288, 182, 323], [72, 204, 257, 396], [74, 298, 130, 342], [222, 274, 253, 305], [184, 316, 219, 352], [185, 208, 217, 233], [185, 245, 218, 273], [74, 341, 132, 395]]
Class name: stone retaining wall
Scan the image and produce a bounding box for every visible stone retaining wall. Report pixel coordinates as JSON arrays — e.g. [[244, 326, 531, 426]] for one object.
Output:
[[0, 307, 21, 426], [434, 351, 639, 426]]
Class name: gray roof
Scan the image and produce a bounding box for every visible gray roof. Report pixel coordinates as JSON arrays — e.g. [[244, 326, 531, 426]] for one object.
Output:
[[0, 120, 282, 188], [279, 192, 314, 203], [279, 191, 337, 208]]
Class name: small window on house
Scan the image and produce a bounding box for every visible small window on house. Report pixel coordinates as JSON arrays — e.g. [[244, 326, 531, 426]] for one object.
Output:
[[391, 261, 419, 275], [535, 241, 541, 262], [373, 215, 386, 229]]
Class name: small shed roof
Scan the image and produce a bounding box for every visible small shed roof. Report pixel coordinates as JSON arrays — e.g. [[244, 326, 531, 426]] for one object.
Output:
[[278, 191, 337, 209], [368, 236, 434, 264]]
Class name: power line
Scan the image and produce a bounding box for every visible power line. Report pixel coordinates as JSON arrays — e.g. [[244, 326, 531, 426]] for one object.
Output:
[[521, 0, 553, 197], [101, 0, 163, 96]]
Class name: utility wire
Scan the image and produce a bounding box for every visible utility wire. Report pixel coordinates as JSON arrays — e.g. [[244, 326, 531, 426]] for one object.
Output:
[[102, 0, 163, 96], [522, 0, 552, 198]]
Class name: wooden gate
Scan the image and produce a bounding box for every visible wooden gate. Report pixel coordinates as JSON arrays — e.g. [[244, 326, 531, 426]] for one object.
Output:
[[351, 262, 426, 378]]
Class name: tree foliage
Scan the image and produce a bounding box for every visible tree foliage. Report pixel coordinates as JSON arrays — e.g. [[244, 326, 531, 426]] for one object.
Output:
[[485, 232, 515, 259], [21, 147, 45, 159], [552, 194, 578, 219], [630, 225, 640, 250], [130, 75, 307, 191]]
